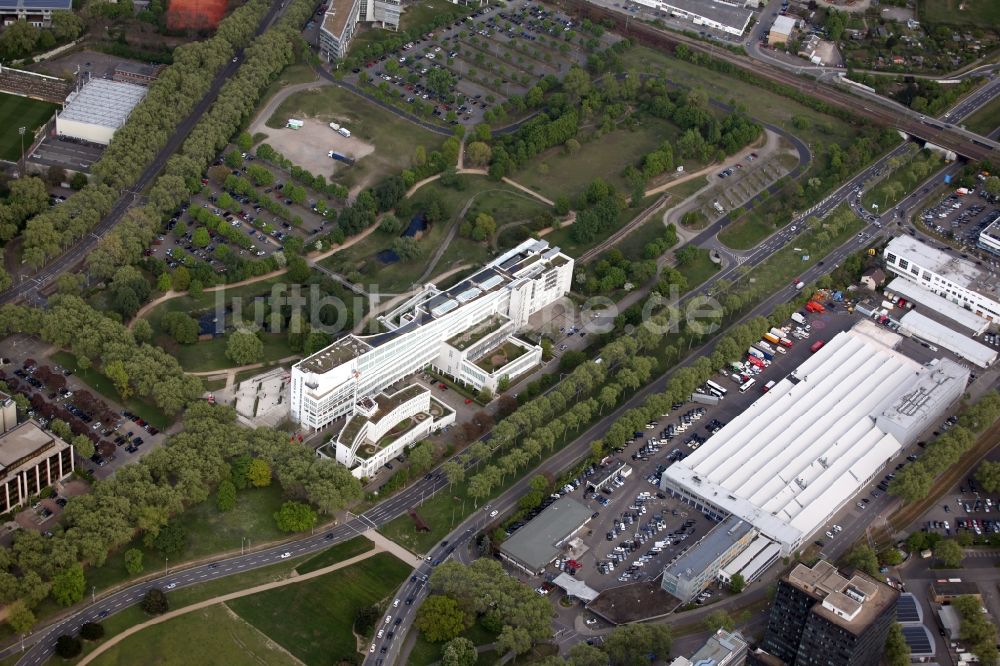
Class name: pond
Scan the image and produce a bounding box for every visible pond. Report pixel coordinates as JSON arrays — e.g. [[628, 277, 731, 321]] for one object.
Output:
[[376, 213, 429, 264]]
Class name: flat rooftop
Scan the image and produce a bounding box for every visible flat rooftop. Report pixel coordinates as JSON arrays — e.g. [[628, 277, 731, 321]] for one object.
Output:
[[499, 497, 592, 572], [0, 421, 61, 471], [588, 581, 681, 624], [786, 560, 898, 635], [885, 236, 994, 297], [886, 276, 989, 334], [322, 0, 357, 39], [670, 629, 747, 666], [662, 321, 920, 549], [771, 14, 796, 34], [0, 0, 71, 10], [663, 515, 754, 583], [297, 336, 372, 374], [658, 0, 753, 31], [59, 78, 147, 129], [898, 311, 997, 368]]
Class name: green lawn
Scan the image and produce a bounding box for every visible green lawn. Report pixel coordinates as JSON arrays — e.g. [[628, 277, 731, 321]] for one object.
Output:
[[544, 196, 657, 259], [664, 176, 709, 201], [0, 93, 57, 161], [919, 0, 1000, 27], [85, 485, 292, 594], [90, 605, 295, 666], [158, 332, 296, 372], [295, 536, 373, 574], [962, 95, 1000, 136], [202, 378, 227, 392], [50, 351, 174, 431], [266, 85, 445, 190], [861, 149, 942, 213], [409, 619, 500, 666], [227, 552, 411, 665], [512, 116, 684, 202], [66, 606, 149, 665], [717, 210, 777, 250], [324, 175, 548, 292], [675, 248, 720, 290]]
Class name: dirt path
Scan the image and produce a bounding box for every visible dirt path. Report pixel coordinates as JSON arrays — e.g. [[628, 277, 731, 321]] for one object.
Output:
[[78, 546, 386, 666]]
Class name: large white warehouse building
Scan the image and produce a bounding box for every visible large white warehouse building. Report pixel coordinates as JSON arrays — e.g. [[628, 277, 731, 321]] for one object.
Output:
[[55, 78, 147, 145], [289, 238, 573, 431], [661, 321, 969, 555]]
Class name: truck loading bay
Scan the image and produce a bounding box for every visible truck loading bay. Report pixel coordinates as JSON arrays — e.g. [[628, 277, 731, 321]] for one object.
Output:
[[518, 300, 978, 610]]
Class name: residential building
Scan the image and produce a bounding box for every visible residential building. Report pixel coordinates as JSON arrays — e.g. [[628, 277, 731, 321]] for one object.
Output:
[[755, 560, 898, 666], [670, 629, 748, 666], [318, 384, 454, 478], [631, 0, 753, 36], [0, 0, 71, 26], [0, 420, 74, 514], [884, 235, 1000, 322], [319, 0, 400, 61], [978, 213, 1000, 257], [661, 515, 757, 602], [769, 15, 796, 44], [499, 497, 593, 574], [289, 239, 573, 431], [662, 321, 968, 555], [859, 267, 886, 291]]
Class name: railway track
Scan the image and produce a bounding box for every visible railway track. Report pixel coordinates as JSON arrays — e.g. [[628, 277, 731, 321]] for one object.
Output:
[[552, 0, 997, 162]]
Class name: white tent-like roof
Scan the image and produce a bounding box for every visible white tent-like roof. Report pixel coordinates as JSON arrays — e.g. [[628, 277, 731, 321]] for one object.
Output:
[[898, 311, 997, 368]]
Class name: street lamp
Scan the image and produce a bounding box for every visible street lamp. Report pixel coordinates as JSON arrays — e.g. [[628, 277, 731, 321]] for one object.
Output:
[[18, 126, 25, 177], [164, 557, 168, 575]]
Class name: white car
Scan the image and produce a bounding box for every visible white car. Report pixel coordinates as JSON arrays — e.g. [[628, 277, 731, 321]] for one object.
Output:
[[393, 598, 400, 608], [490, 510, 499, 518], [166, 582, 177, 590], [585, 618, 598, 625], [370, 644, 376, 653], [279, 552, 291, 559]]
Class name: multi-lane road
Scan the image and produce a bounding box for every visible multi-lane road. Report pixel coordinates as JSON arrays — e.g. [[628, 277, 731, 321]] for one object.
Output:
[[0, 1, 291, 307]]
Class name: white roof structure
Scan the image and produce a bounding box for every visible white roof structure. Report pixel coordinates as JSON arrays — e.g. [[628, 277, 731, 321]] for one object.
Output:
[[885, 277, 989, 335], [719, 535, 772, 581], [771, 15, 796, 36], [898, 311, 997, 368], [59, 79, 146, 129], [662, 321, 965, 554], [885, 236, 991, 295]]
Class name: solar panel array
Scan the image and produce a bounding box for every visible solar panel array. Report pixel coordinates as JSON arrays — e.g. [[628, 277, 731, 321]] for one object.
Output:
[[0, 0, 72, 9], [896, 594, 921, 623], [902, 626, 933, 655]]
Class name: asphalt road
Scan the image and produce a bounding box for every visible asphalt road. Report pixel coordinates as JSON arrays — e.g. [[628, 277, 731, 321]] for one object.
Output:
[[0, 0, 290, 308]]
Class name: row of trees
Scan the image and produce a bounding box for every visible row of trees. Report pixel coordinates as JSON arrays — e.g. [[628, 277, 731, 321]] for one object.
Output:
[[888, 392, 1000, 501], [255, 144, 350, 201], [953, 595, 999, 665], [19, 0, 272, 268], [1, 402, 361, 633]]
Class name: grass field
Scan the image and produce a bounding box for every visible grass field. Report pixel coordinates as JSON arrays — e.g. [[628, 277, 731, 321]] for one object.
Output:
[[961, 95, 1000, 136], [544, 196, 656, 258], [513, 117, 683, 202], [919, 0, 1000, 27], [157, 332, 295, 373], [90, 605, 295, 666], [717, 210, 777, 250], [0, 93, 57, 162], [50, 351, 173, 431], [295, 536, 373, 574], [227, 552, 411, 664], [675, 248, 720, 290], [267, 85, 445, 189], [85, 485, 291, 593], [323, 175, 549, 292]]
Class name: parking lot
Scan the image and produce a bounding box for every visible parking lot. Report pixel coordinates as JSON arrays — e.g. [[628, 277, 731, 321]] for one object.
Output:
[[918, 187, 1000, 271], [344, 0, 619, 126]]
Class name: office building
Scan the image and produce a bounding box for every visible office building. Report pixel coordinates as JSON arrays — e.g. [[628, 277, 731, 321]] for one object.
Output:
[[0, 420, 74, 514], [756, 560, 898, 666], [978, 213, 1000, 257], [670, 629, 748, 666], [499, 497, 593, 574], [884, 235, 1000, 322], [632, 0, 753, 36], [662, 321, 968, 555], [290, 238, 572, 431], [55, 78, 147, 145], [318, 384, 454, 478], [661, 515, 757, 602], [319, 0, 400, 61], [0, 391, 15, 434], [884, 276, 989, 335]]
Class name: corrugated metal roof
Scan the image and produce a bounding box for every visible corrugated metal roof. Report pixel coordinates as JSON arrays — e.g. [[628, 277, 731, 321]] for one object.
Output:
[[899, 310, 997, 368]]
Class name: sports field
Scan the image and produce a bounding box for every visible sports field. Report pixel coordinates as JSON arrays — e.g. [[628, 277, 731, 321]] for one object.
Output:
[[0, 92, 56, 162]]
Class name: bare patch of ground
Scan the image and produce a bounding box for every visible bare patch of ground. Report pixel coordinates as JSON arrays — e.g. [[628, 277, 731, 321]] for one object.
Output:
[[249, 118, 375, 179]]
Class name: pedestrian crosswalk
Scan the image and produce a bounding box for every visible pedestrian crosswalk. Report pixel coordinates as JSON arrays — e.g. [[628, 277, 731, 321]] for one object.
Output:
[[962, 549, 1000, 558]]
